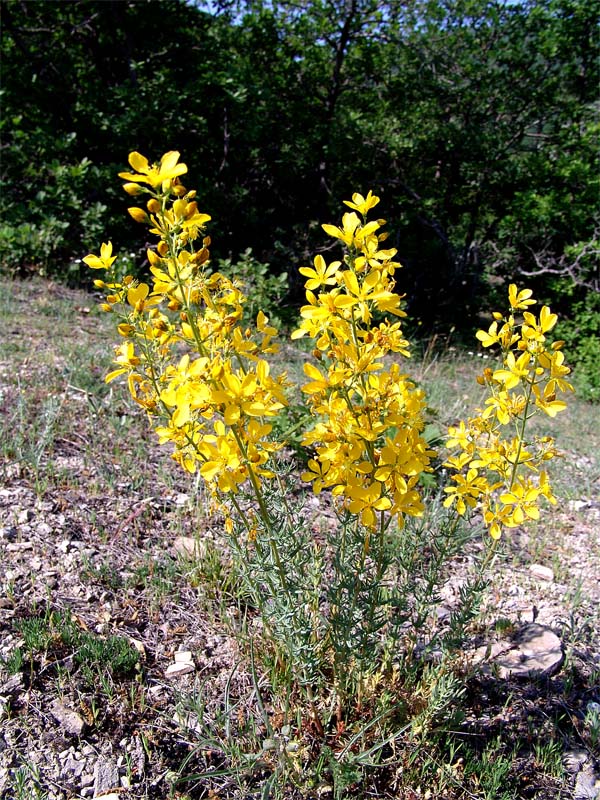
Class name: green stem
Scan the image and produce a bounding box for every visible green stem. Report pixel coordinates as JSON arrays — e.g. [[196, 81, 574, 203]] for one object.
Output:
[[508, 376, 535, 491]]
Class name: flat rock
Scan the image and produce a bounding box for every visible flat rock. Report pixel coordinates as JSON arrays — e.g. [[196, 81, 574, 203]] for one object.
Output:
[[165, 661, 195, 677], [529, 564, 554, 582], [564, 749, 591, 774], [93, 757, 120, 795], [50, 699, 86, 736], [475, 623, 563, 679], [574, 767, 600, 799]]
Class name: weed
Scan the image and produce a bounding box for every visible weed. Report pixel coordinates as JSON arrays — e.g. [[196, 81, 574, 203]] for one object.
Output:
[[75, 633, 140, 681], [463, 736, 518, 799], [11, 762, 48, 800], [4, 647, 24, 675]]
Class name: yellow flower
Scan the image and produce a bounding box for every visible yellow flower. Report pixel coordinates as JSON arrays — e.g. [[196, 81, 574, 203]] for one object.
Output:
[[508, 284, 536, 310], [521, 306, 558, 343], [446, 420, 472, 450], [493, 351, 532, 390], [105, 341, 140, 383], [476, 321, 500, 348], [118, 151, 188, 190], [299, 255, 341, 291], [443, 468, 488, 516], [83, 242, 117, 270], [321, 211, 362, 247], [499, 480, 541, 526], [482, 390, 526, 425], [532, 383, 568, 417], [345, 478, 392, 530], [301, 458, 333, 494], [343, 190, 380, 216]]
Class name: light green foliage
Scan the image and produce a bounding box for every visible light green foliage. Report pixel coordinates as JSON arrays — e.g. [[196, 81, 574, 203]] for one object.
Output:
[[215, 248, 289, 327], [0, 158, 109, 279], [8, 609, 140, 688]]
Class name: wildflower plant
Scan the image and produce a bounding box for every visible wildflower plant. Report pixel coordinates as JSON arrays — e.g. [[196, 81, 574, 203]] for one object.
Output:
[[444, 284, 573, 539], [85, 151, 573, 792]]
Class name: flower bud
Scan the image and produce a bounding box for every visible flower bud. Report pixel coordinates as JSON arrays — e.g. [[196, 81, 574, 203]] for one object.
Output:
[[123, 182, 143, 196], [147, 198, 161, 214], [146, 248, 161, 266], [128, 207, 149, 224]]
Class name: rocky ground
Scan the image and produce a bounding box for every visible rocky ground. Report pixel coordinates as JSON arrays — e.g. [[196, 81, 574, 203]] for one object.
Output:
[[0, 279, 599, 799]]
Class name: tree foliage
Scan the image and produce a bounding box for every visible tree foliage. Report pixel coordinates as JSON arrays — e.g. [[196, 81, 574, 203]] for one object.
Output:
[[1, 0, 598, 330]]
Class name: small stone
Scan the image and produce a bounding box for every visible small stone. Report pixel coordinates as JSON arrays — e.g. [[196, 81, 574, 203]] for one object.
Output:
[[174, 650, 194, 664], [93, 757, 120, 795], [50, 699, 86, 736], [37, 521, 52, 536], [129, 637, 146, 659], [494, 624, 563, 679], [62, 752, 85, 778], [80, 772, 95, 787], [529, 564, 554, 582], [0, 526, 17, 541], [568, 499, 590, 512], [7, 541, 33, 552], [564, 749, 589, 774], [172, 536, 204, 558], [474, 623, 563, 679], [17, 509, 34, 524], [0, 767, 8, 795], [173, 710, 202, 734], [165, 661, 195, 678], [574, 768, 600, 799]]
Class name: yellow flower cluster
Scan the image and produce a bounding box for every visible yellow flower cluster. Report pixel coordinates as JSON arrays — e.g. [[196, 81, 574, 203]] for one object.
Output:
[[85, 152, 572, 548], [293, 192, 433, 531], [443, 284, 573, 538], [84, 152, 287, 498]]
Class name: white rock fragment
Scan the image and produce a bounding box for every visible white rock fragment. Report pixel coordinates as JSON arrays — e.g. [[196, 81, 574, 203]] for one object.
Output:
[[529, 564, 554, 582], [165, 661, 195, 678], [174, 650, 194, 664], [574, 768, 600, 800], [6, 541, 33, 552], [568, 499, 590, 512], [172, 536, 204, 558], [173, 710, 203, 734]]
